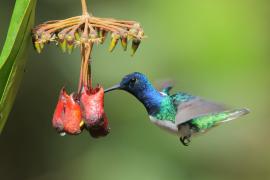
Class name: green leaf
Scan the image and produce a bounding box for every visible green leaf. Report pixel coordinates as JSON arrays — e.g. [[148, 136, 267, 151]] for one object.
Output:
[[0, 0, 37, 133]]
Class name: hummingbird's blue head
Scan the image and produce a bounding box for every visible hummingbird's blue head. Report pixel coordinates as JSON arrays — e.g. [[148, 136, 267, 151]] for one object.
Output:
[[120, 72, 150, 93], [105, 72, 150, 94], [105, 72, 164, 115]]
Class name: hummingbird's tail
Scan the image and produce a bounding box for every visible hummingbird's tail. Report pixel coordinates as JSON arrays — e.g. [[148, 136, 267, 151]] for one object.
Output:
[[219, 108, 250, 123], [190, 108, 250, 131]]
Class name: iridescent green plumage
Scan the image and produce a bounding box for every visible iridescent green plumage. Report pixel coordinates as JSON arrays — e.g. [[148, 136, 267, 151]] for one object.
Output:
[[153, 96, 175, 122], [105, 72, 250, 146], [191, 111, 228, 130], [190, 109, 249, 130]]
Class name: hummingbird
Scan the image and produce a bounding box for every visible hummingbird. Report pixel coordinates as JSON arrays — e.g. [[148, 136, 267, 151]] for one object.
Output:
[[104, 72, 250, 146]]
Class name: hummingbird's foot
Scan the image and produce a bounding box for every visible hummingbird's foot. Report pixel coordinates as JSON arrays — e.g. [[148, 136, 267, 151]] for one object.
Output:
[[180, 136, 191, 146]]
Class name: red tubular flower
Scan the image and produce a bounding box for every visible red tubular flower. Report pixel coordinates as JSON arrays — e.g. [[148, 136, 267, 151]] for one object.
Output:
[[52, 88, 83, 135], [80, 85, 110, 138]]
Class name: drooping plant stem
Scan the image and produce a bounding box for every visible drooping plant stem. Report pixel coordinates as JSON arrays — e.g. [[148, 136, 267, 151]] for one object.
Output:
[[81, 0, 89, 15], [78, 47, 84, 93], [79, 24, 93, 93], [86, 45, 93, 89], [78, 41, 93, 93], [78, 10, 94, 93]]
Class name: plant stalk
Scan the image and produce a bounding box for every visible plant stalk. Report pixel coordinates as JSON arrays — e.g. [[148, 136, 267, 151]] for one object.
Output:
[[81, 0, 89, 15]]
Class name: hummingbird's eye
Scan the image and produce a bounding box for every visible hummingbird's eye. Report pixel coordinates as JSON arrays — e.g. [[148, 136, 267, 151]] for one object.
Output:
[[129, 78, 137, 87], [130, 78, 137, 84]]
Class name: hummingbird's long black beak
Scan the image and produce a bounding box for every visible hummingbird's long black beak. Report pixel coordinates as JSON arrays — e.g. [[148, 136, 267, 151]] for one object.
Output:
[[104, 84, 121, 93]]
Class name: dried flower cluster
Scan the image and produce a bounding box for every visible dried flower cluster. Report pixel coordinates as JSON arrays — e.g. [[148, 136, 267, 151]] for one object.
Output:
[[32, 14, 145, 55], [32, 0, 145, 138]]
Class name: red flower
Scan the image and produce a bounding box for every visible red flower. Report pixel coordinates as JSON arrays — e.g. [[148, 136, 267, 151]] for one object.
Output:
[[80, 85, 110, 138], [52, 88, 83, 135]]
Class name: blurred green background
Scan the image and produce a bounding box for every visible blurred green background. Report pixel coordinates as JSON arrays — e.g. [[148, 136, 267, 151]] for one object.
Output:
[[0, 0, 269, 179]]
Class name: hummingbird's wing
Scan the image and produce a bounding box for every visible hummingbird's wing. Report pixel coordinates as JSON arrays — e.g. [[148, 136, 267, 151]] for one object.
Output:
[[173, 95, 226, 126], [154, 79, 175, 95]]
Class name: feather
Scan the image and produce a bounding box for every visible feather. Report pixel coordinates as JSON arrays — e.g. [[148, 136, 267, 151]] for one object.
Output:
[[175, 97, 226, 126]]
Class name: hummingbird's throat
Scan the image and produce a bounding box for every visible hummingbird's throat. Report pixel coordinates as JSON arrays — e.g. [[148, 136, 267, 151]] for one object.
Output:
[[134, 89, 164, 115]]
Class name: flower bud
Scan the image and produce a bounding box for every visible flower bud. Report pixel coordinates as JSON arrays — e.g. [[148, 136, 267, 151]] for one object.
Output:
[[121, 36, 128, 51], [52, 88, 83, 135], [75, 32, 81, 41], [99, 29, 107, 44], [109, 33, 120, 52], [41, 32, 51, 43], [131, 39, 141, 56], [128, 24, 140, 40], [80, 86, 110, 138], [58, 33, 67, 53], [66, 33, 74, 54], [34, 42, 42, 54]]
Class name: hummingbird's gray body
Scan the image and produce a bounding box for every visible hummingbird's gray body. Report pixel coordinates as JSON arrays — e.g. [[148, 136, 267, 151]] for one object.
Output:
[[105, 72, 250, 146]]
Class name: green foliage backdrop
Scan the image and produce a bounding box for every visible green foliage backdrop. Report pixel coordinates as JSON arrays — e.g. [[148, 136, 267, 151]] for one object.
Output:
[[0, 0, 36, 132], [0, 0, 269, 179]]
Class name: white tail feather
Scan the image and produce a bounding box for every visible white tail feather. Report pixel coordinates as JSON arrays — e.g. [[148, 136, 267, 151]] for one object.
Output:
[[221, 108, 250, 123]]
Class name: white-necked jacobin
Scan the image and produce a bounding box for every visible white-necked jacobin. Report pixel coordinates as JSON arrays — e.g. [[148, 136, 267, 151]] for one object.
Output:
[[105, 72, 250, 146]]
